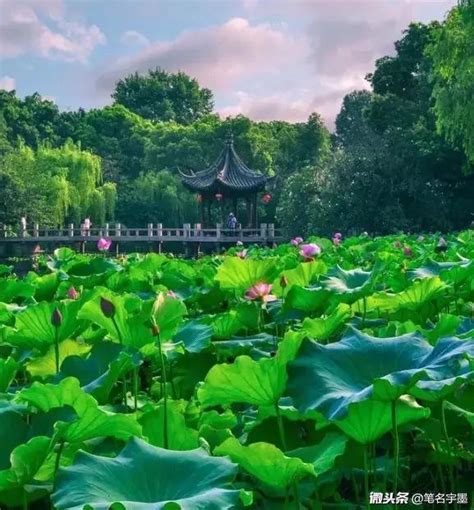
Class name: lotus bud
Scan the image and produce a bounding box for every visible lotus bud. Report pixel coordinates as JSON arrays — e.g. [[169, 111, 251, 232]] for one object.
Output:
[[100, 297, 116, 318], [151, 323, 160, 337], [280, 275, 288, 288], [51, 307, 63, 327], [152, 293, 166, 316], [67, 286, 79, 300]]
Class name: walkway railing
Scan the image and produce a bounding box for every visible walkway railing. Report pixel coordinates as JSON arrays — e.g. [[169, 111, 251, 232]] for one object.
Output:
[[0, 223, 283, 244]]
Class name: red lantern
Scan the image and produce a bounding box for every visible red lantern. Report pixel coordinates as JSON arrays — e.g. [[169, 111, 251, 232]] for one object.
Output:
[[196, 193, 203, 203], [262, 192, 272, 204], [215, 193, 223, 201]]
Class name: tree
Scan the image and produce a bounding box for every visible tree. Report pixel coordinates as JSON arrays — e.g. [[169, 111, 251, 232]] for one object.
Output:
[[335, 91, 373, 148], [112, 69, 214, 125], [429, 0, 474, 165]]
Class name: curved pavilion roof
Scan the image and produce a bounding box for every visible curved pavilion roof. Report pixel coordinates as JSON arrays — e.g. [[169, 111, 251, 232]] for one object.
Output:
[[180, 136, 269, 194]]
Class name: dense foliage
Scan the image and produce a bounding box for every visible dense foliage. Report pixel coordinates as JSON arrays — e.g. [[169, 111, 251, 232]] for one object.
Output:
[[0, 3, 472, 234], [0, 231, 473, 508]]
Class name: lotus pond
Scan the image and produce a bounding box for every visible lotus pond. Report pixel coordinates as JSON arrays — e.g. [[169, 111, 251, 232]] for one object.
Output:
[[0, 232, 473, 509]]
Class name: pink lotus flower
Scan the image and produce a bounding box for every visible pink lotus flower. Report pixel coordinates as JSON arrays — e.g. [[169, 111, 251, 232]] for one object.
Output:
[[403, 246, 413, 257], [97, 238, 112, 251], [299, 243, 321, 260], [394, 241, 402, 249], [67, 286, 79, 300], [33, 244, 43, 254], [167, 290, 178, 299], [333, 232, 342, 239], [236, 240, 244, 246], [245, 282, 277, 302], [236, 250, 248, 259], [291, 236, 304, 246], [332, 233, 342, 245]]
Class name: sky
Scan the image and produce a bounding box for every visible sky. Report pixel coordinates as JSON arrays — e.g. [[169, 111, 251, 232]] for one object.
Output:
[[0, 0, 456, 128]]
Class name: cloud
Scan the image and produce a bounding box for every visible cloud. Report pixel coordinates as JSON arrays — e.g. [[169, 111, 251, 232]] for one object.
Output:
[[0, 75, 15, 91], [97, 17, 308, 93], [121, 30, 150, 47], [0, 0, 105, 62]]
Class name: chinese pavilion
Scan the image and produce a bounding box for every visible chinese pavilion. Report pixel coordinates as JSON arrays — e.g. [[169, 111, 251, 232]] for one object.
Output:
[[180, 134, 272, 228]]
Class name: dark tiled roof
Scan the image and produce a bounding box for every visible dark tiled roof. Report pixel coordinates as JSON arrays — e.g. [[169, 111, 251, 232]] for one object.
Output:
[[180, 138, 269, 193]]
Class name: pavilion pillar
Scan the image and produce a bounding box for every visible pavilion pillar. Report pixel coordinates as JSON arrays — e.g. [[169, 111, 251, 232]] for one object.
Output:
[[253, 194, 258, 228], [207, 200, 211, 227], [199, 200, 205, 226], [246, 198, 252, 228]]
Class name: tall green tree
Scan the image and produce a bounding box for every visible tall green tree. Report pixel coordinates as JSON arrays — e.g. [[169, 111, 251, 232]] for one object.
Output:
[[112, 68, 214, 125], [429, 0, 474, 165]]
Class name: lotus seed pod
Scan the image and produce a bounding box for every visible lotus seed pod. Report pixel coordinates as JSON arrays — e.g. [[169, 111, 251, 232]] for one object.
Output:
[[51, 307, 63, 327]]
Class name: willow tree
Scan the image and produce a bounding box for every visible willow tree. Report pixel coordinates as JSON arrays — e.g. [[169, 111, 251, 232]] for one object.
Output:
[[0, 142, 116, 227]]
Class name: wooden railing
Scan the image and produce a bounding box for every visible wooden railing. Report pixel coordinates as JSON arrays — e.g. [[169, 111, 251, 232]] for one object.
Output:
[[0, 223, 283, 244]]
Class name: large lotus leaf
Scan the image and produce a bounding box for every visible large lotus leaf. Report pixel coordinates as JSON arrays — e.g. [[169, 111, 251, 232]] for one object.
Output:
[[301, 304, 351, 341], [174, 320, 213, 353], [283, 286, 331, 313], [0, 436, 51, 492], [287, 329, 474, 419], [332, 397, 430, 444], [152, 293, 187, 341], [139, 400, 198, 450], [0, 436, 50, 492], [0, 280, 35, 303], [26, 339, 91, 378], [286, 433, 348, 476], [0, 410, 28, 470], [12, 299, 85, 351], [212, 310, 244, 339], [16, 378, 141, 443], [199, 331, 304, 408], [52, 437, 247, 510], [409, 259, 474, 285], [356, 277, 448, 314], [65, 257, 122, 287], [444, 401, 474, 428], [272, 261, 327, 297], [0, 357, 19, 392], [59, 342, 137, 404], [78, 289, 155, 348], [214, 438, 315, 489], [24, 271, 60, 301], [321, 264, 380, 303], [215, 257, 278, 291]]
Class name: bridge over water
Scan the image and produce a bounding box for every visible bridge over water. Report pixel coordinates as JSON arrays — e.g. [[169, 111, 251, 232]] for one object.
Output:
[[0, 223, 284, 257]]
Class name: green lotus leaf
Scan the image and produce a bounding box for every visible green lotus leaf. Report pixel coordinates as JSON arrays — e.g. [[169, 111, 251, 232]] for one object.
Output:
[[174, 320, 213, 353], [301, 304, 351, 341], [212, 310, 244, 339], [356, 277, 448, 314], [26, 339, 91, 378], [0, 357, 19, 392], [0, 280, 35, 303], [333, 397, 430, 444], [321, 264, 381, 303], [25, 271, 60, 301], [59, 342, 137, 404], [443, 401, 474, 428], [215, 257, 278, 291], [16, 377, 141, 443], [272, 261, 327, 297], [286, 432, 348, 476], [215, 438, 315, 489], [52, 437, 247, 510], [139, 400, 198, 450], [283, 285, 331, 313], [0, 436, 50, 492], [409, 259, 474, 285], [11, 299, 85, 351], [78, 288, 155, 348], [198, 331, 304, 408], [287, 329, 474, 419]]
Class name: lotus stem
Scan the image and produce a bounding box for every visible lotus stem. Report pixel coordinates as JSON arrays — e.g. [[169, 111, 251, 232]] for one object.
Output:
[[363, 444, 370, 510], [132, 365, 139, 411], [53, 440, 65, 490], [362, 296, 367, 328], [156, 329, 169, 449], [391, 400, 399, 497], [441, 400, 456, 508], [54, 326, 60, 375], [110, 316, 128, 407]]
